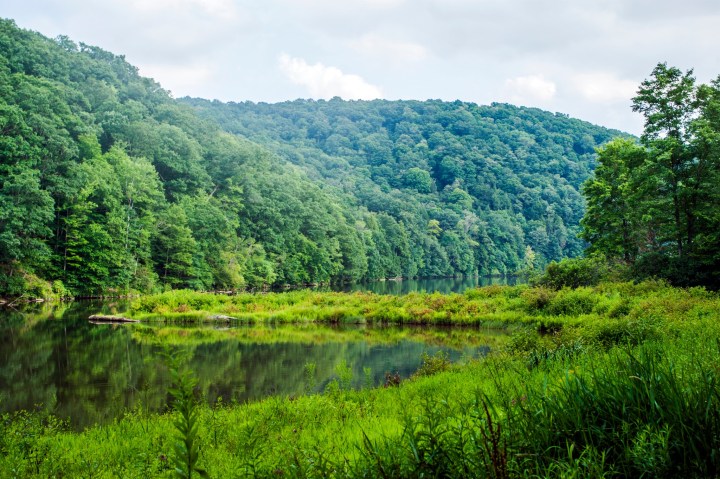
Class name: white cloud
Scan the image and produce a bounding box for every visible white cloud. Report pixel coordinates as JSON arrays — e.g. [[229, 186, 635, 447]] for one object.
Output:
[[278, 54, 383, 100], [503, 75, 556, 105], [281, 0, 405, 9], [126, 0, 238, 18], [138, 63, 213, 97], [571, 72, 638, 102], [352, 34, 428, 63]]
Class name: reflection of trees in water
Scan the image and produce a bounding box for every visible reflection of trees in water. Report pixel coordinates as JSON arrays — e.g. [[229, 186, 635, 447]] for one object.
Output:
[[0, 301, 159, 429], [191, 340, 477, 403], [0, 309, 57, 412], [336, 276, 517, 295], [0, 301, 493, 429]]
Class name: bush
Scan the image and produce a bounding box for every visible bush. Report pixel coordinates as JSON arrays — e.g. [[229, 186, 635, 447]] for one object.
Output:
[[546, 287, 598, 316], [51, 280, 71, 299], [633, 252, 720, 290], [587, 318, 660, 348], [22, 273, 53, 299], [464, 285, 509, 300], [521, 287, 556, 312], [414, 351, 452, 377], [534, 255, 612, 290]]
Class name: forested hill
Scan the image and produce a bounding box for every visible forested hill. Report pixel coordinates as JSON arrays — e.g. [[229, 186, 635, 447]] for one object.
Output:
[[0, 19, 625, 297], [182, 98, 625, 273]]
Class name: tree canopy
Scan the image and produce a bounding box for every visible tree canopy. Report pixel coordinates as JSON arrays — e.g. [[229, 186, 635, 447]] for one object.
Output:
[[581, 63, 720, 288]]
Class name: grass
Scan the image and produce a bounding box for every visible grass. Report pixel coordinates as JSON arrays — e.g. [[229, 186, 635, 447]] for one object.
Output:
[[130, 322, 510, 350], [3, 280, 720, 477], [125, 287, 532, 325]]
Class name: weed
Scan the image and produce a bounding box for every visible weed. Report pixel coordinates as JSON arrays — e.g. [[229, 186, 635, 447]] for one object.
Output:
[[303, 361, 317, 394], [413, 351, 451, 377], [163, 349, 209, 479]]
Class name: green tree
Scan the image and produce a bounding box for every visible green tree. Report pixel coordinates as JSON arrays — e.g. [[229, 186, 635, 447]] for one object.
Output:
[[0, 167, 54, 271], [104, 144, 164, 291], [581, 63, 720, 287], [153, 205, 197, 288], [402, 167, 433, 193], [580, 138, 646, 261], [632, 63, 696, 257]]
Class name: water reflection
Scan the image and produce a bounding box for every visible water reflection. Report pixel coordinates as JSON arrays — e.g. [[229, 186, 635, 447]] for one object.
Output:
[[332, 276, 517, 295], [0, 301, 501, 430]]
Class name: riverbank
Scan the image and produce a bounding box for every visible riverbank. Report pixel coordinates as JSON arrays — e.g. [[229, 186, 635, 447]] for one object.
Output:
[[2, 281, 720, 477]]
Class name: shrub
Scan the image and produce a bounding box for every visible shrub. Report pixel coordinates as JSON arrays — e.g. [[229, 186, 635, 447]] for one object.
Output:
[[586, 317, 661, 348], [534, 255, 611, 290], [521, 287, 556, 312], [464, 285, 509, 300], [414, 351, 452, 377], [22, 273, 53, 299], [546, 287, 598, 316], [51, 280, 71, 299]]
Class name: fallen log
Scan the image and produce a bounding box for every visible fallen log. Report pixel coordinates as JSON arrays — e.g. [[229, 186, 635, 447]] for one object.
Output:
[[88, 314, 140, 324]]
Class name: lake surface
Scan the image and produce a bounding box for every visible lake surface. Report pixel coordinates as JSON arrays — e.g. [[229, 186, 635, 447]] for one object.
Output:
[[332, 276, 517, 295], [0, 297, 504, 430]]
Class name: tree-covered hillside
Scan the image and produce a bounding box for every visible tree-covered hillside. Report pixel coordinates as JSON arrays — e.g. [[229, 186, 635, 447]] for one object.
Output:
[[0, 18, 364, 295], [183, 98, 625, 277], [0, 18, 624, 297]]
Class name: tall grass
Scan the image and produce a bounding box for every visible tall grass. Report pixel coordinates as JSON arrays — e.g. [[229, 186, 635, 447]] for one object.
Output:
[[508, 339, 720, 476]]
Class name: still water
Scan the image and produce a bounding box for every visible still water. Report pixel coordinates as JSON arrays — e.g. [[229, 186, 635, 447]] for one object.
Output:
[[333, 276, 517, 295], [0, 291, 504, 430]]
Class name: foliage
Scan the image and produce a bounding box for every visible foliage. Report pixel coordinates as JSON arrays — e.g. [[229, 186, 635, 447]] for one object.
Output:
[[413, 350, 452, 377], [533, 254, 624, 290], [163, 349, 209, 479], [184, 97, 625, 279], [581, 63, 720, 289]]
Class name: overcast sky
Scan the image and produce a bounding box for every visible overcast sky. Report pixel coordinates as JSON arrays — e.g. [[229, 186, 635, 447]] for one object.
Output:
[[5, 0, 720, 134]]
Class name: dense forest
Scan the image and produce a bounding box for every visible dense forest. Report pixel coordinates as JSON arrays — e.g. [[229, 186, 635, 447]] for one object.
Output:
[[0, 18, 624, 297], [182, 98, 624, 277]]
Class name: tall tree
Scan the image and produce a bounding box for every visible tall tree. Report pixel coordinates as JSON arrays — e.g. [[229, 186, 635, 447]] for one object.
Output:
[[0, 167, 54, 272], [580, 138, 646, 261], [632, 63, 696, 257], [153, 204, 197, 288]]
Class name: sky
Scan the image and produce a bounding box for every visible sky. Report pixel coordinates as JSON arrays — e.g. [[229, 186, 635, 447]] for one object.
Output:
[[4, 0, 720, 135]]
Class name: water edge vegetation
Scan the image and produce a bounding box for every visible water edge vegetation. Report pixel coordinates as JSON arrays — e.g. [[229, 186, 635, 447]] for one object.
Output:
[[2, 278, 720, 477]]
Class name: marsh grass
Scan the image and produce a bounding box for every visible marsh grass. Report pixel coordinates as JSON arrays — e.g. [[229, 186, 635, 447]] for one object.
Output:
[[122, 280, 706, 337], [507, 337, 720, 476]]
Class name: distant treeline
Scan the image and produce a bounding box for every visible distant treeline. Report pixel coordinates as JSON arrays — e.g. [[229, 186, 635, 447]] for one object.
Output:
[[0, 18, 623, 297]]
